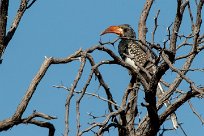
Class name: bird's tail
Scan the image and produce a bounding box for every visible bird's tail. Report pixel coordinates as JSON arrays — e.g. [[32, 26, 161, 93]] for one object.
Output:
[[157, 83, 179, 129]]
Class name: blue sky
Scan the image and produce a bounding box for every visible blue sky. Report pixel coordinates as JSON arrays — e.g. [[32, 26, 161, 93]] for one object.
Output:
[[0, 0, 203, 136]]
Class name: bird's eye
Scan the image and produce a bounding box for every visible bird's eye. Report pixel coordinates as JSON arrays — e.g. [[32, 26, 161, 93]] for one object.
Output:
[[123, 28, 128, 32]]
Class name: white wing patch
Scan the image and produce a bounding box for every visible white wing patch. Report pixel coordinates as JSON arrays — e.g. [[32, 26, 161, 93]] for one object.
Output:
[[125, 57, 138, 69]]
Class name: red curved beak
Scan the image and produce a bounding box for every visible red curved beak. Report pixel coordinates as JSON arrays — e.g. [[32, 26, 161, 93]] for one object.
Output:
[[100, 26, 123, 36]]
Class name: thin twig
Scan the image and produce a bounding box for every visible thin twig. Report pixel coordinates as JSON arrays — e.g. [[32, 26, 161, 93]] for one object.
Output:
[[26, 0, 37, 9], [187, 2, 194, 31], [162, 52, 203, 94], [64, 52, 87, 136], [152, 10, 160, 44], [53, 85, 121, 108], [188, 100, 204, 124]]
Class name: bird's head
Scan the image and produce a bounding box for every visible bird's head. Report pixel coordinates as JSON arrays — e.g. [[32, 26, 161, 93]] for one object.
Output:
[[100, 24, 136, 38]]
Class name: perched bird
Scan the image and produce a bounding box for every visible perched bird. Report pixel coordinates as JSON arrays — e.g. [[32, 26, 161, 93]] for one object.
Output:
[[101, 24, 148, 71], [101, 24, 178, 129]]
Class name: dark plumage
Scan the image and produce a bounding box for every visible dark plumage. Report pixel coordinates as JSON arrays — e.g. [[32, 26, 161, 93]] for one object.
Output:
[[117, 24, 147, 69]]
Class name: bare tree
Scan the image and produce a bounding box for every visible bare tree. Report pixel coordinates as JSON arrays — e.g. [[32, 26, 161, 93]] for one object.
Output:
[[0, 0, 203, 136]]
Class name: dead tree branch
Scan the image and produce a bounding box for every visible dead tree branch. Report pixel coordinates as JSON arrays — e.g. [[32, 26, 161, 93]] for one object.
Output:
[[0, 49, 82, 135], [152, 10, 160, 44], [138, 0, 154, 42], [0, 0, 37, 61], [188, 100, 204, 124]]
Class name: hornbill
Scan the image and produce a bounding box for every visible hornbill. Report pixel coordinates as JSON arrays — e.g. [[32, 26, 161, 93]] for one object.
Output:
[[101, 24, 178, 129]]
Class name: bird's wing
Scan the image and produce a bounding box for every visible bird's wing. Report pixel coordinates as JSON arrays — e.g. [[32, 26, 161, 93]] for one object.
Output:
[[127, 41, 147, 67]]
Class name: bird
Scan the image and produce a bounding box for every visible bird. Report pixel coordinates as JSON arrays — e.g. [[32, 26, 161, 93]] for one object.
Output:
[[101, 24, 148, 71], [100, 24, 178, 129]]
